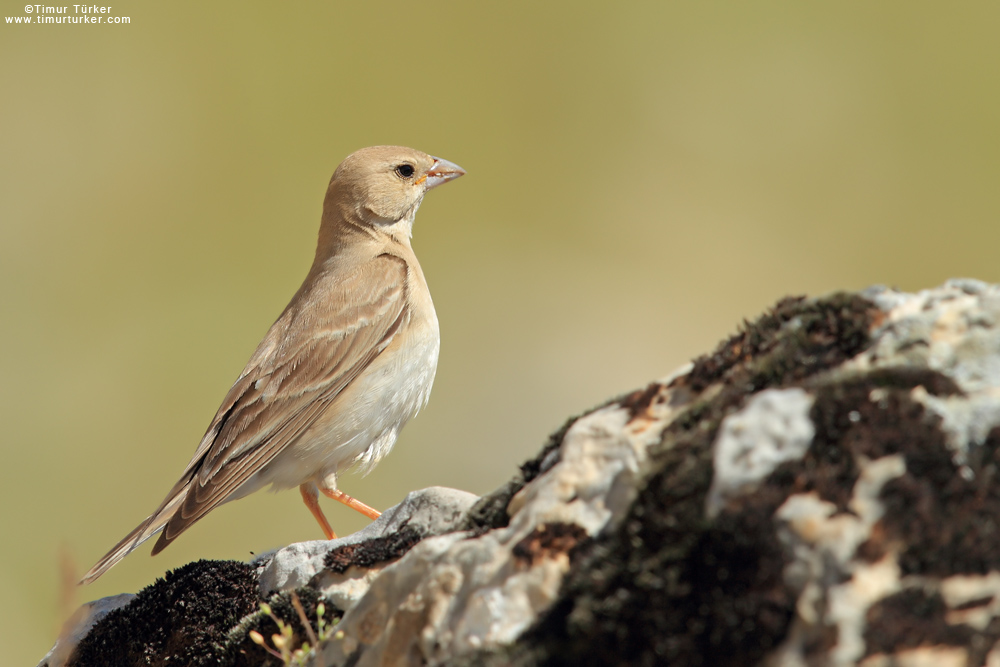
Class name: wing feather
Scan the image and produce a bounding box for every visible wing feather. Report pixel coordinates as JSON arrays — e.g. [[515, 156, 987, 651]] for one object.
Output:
[[142, 253, 410, 554]]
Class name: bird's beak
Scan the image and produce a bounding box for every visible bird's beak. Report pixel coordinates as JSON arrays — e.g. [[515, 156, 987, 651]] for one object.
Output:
[[425, 156, 466, 190]]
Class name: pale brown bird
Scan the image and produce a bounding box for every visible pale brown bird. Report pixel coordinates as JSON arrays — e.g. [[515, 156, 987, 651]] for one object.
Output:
[[81, 146, 464, 584]]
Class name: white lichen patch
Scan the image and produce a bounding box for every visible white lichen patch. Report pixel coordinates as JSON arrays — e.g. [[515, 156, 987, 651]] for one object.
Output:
[[707, 388, 815, 517], [940, 572, 1000, 631], [859, 646, 969, 667], [859, 281, 1000, 394]]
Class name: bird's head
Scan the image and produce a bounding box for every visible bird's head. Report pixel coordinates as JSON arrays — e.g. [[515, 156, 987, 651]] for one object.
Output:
[[323, 146, 465, 240]]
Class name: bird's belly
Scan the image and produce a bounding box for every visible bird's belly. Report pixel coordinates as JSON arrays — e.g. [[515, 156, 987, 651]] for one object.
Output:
[[253, 322, 440, 492]]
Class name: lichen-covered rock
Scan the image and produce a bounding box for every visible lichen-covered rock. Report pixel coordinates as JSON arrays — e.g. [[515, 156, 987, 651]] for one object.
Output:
[[507, 279, 1000, 667], [43, 280, 1000, 667]]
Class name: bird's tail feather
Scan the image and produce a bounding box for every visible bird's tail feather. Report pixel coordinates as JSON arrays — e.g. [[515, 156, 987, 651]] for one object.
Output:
[[78, 490, 187, 585]]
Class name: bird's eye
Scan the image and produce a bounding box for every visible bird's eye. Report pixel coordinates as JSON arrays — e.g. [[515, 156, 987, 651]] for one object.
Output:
[[396, 164, 415, 178]]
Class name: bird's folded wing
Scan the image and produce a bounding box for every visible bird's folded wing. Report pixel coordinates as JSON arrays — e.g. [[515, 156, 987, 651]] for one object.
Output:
[[149, 253, 410, 553]]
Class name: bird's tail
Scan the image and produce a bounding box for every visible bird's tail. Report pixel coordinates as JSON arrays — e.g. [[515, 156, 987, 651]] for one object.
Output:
[[78, 488, 187, 585]]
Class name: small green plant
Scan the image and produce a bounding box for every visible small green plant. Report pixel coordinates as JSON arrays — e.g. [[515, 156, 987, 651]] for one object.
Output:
[[248, 592, 339, 666]]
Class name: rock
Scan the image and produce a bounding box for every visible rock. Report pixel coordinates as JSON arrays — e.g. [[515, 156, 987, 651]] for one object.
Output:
[[37, 594, 134, 667], [44, 280, 1000, 667], [255, 486, 478, 597]]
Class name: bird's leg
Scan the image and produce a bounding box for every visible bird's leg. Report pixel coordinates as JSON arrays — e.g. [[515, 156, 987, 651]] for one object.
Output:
[[299, 483, 336, 540], [319, 488, 382, 520]]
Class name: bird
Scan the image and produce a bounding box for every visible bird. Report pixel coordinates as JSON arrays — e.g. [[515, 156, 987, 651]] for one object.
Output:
[[80, 146, 465, 584]]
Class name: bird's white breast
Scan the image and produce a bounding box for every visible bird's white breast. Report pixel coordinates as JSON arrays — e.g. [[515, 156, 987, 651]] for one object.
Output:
[[257, 302, 440, 492]]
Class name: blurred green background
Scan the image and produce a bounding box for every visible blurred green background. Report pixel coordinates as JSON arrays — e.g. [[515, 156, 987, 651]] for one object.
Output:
[[4, 1, 1000, 663]]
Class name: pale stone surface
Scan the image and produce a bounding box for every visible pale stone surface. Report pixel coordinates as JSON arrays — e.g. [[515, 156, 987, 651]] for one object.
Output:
[[707, 388, 815, 517], [37, 594, 135, 667], [255, 486, 478, 594], [861, 279, 1000, 393]]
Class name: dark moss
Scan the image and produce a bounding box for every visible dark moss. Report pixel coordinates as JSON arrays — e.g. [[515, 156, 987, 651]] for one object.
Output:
[[864, 589, 973, 655], [323, 522, 424, 573], [681, 295, 808, 392], [953, 595, 995, 611], [68, 560, 259, 667], [869, 425, 1000, 575], [804, 374, 1000, 575], [461, 479, 523, 535], [66, 561, 342, 667], [788, 370, 956, 513], [857, 366, 964, 397], [809, 373, 952, 471], [681, 293, 878, 393]]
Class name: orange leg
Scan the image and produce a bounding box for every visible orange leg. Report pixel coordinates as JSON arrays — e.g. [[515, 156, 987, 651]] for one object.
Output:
[[319, 488, 382, 521], [299, 484, 337, 540]]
